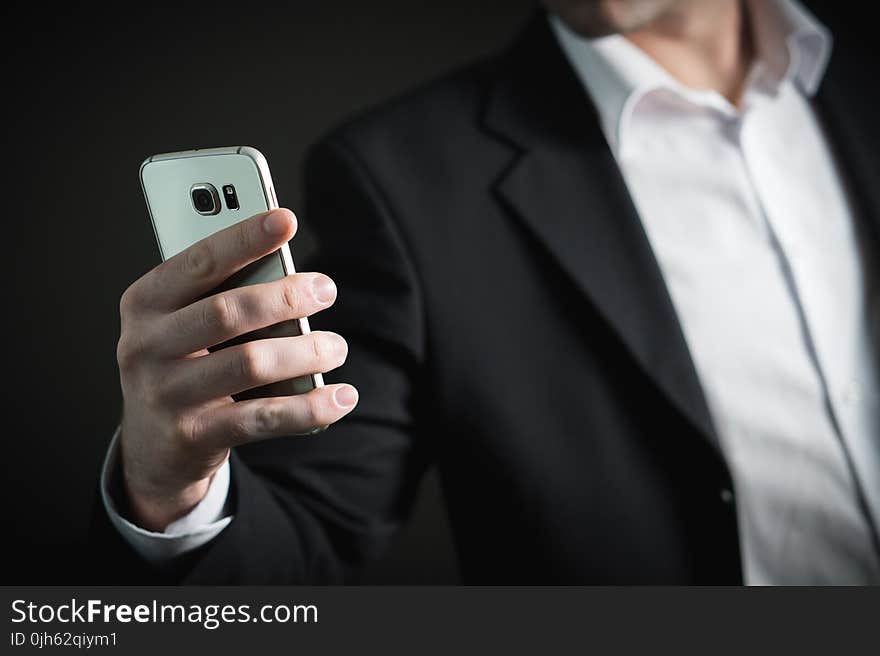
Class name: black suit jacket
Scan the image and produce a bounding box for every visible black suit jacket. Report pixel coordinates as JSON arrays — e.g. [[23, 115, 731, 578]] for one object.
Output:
[[93, 12, 880, 584]]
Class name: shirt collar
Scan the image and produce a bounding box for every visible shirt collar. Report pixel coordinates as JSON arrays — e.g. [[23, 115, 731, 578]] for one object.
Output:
[[550, 0, 832, 151]]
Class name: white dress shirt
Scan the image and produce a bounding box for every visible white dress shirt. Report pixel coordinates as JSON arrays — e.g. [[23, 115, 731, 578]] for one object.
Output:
[[104, 0, 880, 583], [554, 0, 879, 583]]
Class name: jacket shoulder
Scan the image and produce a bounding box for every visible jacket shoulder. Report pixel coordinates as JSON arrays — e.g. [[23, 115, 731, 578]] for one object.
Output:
[[309, 58, 500, 170]]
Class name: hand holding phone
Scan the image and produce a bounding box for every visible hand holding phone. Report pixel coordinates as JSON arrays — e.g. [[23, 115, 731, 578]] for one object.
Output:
[[116, 147, 358, 531]]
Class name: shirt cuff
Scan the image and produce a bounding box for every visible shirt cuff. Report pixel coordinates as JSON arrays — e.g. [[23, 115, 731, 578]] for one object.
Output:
[[100, 427, 234, 566]]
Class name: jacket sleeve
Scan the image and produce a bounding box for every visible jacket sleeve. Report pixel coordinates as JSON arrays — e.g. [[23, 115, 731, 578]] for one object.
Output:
[[90, 135, 431, 584]]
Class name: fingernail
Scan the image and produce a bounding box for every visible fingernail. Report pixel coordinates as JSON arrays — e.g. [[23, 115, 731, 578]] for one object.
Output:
[[312, 276, 337, 304], [263, 210, 292, 235], [331, 333, 348, 359], [334, 385, 358, 408]]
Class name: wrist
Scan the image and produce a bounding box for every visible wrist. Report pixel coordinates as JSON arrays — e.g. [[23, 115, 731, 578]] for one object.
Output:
[[122, 474, 212, 533]]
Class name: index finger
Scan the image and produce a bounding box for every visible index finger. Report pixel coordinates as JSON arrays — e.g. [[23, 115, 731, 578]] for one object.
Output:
[[131, 208, 297, 311]]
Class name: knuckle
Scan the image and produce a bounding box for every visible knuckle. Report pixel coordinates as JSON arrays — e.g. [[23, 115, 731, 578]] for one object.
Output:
[[116, 334, 144, 370], [279, 279, 304, 317], [116, 336, 132, 369], [183, 242, 216, 279], [226, 416, 251, 444], [172, 414, 196, 442], [304, 392, 329, 426], [253, 401, 284, 435], [203, 294, 237, 333], [119, 285, 138, 317], [309, 332, 327, 365], [236, 343, 268, 382], [235, 221, 254, 254], [176, 415, 205, 452]]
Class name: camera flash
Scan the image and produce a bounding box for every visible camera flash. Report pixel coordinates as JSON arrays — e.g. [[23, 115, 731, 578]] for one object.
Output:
[[222, 184, 239, 210]]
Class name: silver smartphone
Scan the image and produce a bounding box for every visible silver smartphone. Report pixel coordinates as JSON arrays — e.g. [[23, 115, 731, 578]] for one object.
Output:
[[140, 146, 322, 400]]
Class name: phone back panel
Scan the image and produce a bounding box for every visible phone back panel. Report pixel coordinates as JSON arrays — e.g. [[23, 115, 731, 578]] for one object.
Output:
[[141, 148, 283, 287], [140, 147, 320, 398]]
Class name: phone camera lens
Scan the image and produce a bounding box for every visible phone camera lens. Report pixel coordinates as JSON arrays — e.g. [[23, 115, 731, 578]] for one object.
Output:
[[195, 191, 212, 210], [191, 184, 220, 215]]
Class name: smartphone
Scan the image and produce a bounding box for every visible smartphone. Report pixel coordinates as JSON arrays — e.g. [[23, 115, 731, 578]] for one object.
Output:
[[140, 146, 323, 400]]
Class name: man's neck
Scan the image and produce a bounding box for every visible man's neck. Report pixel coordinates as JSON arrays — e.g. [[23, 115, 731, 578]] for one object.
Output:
[[625, 0, 754, 105]]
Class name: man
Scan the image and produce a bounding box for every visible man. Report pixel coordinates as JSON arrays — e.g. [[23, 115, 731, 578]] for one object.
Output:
[[95, 0, 879, 583]]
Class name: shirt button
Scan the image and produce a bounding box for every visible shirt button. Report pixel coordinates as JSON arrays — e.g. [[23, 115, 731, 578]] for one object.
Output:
[[719, 488, 734, 504], [841, 381, 862, 405]]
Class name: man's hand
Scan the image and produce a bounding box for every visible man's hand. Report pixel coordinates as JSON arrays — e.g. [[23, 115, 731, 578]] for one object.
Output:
[[116, 208, 358, 531]]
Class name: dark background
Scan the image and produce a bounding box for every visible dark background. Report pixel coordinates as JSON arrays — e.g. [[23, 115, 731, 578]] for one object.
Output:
[[1, 0, 869, 584], [3, 0, 536, 584]]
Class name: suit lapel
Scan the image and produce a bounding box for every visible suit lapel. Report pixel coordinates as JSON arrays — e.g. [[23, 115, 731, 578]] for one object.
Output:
[[483, 15, 720, 447]]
